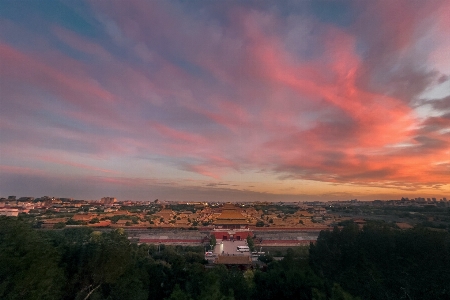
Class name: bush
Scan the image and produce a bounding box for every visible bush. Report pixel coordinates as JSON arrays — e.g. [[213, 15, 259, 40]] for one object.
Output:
[[53, 222, 66, 229]]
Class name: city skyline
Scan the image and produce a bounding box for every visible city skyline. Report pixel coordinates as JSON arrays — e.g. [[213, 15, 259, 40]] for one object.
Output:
[[1, 0, 449, 202]]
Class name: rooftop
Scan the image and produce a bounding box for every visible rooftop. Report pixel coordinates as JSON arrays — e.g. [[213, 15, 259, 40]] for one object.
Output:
[[215, 255, 252, 265]]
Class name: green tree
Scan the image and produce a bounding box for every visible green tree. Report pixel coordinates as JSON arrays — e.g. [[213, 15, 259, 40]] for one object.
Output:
[[309, 222, 450, 300], [53, 222, 66, 229], [0, 217, 64, 300], [210, 235, 217, 247], [253, 257, 325, 300], [246, 236, 255, 252], [54, 229, 135, 300], [166, 284, 192, 300], [89, 218, 99, 224]]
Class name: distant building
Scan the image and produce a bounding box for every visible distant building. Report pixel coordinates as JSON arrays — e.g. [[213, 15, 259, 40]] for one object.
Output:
[[18, 197, 34, 202], [0, 208, 19, 217], [101, 197, 117, 205]]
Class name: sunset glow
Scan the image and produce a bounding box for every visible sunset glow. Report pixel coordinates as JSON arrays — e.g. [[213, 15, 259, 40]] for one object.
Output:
[[1, 0, 449, 201]]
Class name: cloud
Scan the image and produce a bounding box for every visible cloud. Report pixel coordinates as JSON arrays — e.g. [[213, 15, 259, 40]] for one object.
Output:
[[1, 0, 449, 200], [428, 96, 450, 111]]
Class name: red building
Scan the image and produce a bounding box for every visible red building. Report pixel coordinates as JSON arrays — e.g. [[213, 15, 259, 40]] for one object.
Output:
[[212, 203, 252, 240]]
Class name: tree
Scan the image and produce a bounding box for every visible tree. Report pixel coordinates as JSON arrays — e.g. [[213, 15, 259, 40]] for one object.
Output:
[[253, 256, 325, 300], [0, 217, 64, 300], [210, 235, 217, 247], [246, 236, 255, 252], [89, 218, 99, 224], [55, 229, 135, 300], [309, 222, 450, 300], [166, 284, 192, 300], [53, 222, 66, 229]]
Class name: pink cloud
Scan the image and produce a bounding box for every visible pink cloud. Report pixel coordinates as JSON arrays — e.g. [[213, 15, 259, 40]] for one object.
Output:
[[0, 43, 116, 106], [35, 155, 119, 175], [2, 0, 449, 194], [151, 122, 207, 145], [427, 1, 450, 72], [182, 165, 221, 179], [0, 165, 48, 177]]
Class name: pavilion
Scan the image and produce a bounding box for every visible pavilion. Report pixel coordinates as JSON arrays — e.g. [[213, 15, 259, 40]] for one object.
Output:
[[212, 203, 252, 241]]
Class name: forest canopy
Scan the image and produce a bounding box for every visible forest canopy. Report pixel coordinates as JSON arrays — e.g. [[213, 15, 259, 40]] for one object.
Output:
[[1, 216, 449, 300]]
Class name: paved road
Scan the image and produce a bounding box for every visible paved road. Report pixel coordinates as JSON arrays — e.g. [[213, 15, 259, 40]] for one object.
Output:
[[214, 240, 250, 256]]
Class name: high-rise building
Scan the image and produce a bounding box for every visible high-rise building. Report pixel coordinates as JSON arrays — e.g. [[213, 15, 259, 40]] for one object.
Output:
[[101, 197, 117, 205]]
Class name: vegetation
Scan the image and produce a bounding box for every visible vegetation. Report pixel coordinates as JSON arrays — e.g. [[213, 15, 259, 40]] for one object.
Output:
[[246, 236, 255, 252], [210, 235, 217, 247], [255, 220, 265, 227], [167, 204, 197, 213], [53, 222, 66, 229], [1, 216, 449, 299], [254, 204, 299, 216], [310, 221, 450, 299]]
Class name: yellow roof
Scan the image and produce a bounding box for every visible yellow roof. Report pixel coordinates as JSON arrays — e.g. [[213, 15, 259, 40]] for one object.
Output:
[[214, 219, 248, 225], [217, 209, 246, 220]]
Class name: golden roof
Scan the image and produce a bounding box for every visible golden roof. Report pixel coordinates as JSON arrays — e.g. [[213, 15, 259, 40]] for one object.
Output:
[[214, 219, 248, 225], [217, 210, 246, 220]]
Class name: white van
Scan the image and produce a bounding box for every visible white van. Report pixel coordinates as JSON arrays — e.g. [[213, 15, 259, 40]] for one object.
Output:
[[237, 246, 250, 252]]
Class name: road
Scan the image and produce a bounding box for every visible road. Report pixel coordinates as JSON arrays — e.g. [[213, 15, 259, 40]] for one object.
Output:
[[215, 239, 249, 255]]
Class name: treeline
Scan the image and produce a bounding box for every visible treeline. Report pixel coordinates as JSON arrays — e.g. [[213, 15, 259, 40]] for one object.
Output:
[[310, 221, 450, 299], [1, 216, 449, 299]]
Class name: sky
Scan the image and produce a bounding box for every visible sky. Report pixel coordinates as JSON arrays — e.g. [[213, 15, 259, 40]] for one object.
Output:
[[1, 0, 449, 202]]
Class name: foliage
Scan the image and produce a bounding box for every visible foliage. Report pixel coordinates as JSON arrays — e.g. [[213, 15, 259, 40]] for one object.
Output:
[[310, 222, 450, 300], [255, 220, 265, 227], [10, 217, 449, 300], [167, 204, 197, 213], [0, 217, 64, 300], [53, 221, 66, 229], [66, 218, 87, 225], [247, 236, 255, 252], [210, 235, 217, 247], [258, 254, 274, 264], [253, 250, 328, 300], [89, 218, 99, 224]]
